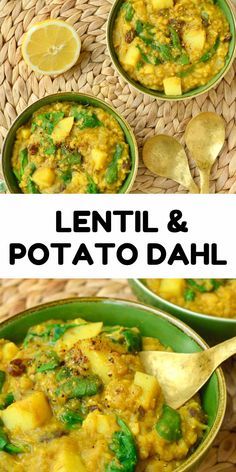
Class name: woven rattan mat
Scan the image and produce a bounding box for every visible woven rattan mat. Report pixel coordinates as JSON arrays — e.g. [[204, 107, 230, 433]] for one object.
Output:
[[0, 278, 235, 471], [0, 0, 236, 193]]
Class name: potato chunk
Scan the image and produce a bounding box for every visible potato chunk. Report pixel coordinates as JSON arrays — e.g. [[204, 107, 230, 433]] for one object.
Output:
[[52, 445, 87, 472], [32, 167, 55, 190], [52, 117, 74, 144], [151, 0, 173, 10], [82, 349, 111, 384], [163, 77, 182, 96], [159, 279, 185, 297], [123, 43, 141, 67], [83, 411, 117, 437], [134, 372, 160, 409], [60, 322, 103, 350], [91, 148, 107, 171], [1, 342, 19, 362], [2, 392, 52, 431], [183, 29, 206, 58]]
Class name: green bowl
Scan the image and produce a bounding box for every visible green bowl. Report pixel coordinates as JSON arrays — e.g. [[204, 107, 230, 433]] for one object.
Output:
[[1, 92, 139, 194], [107, 0, 236, 101], [0, 297, 226, 472], [129, 279, 236, 344]]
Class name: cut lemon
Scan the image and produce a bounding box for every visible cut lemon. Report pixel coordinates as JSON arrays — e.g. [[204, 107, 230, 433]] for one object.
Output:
[[22, 19, 81, 75]]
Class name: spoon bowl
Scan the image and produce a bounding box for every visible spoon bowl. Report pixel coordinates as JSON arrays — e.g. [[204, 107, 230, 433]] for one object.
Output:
[[143, 135, 199, 193], [141, 336, 236, 409], [185, 112, 226, 194]]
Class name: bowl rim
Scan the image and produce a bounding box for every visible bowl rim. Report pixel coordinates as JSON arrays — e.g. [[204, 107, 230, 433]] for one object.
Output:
[[131, 278, 236, 324], [0, 296, 227, 472], [107, 0, 236, 101], [1, 91, 139, 194]]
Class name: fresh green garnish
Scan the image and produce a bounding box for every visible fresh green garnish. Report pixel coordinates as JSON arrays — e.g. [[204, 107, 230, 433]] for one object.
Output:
[[136, 45, 152, 64], [184, 288, 196, 302], [106, 417, 138, 472], [200, 36, 220, 63], [56, 367, 71, 382], [26, 179, 39, 194], [156, 404, 183, 442], [0, 393, 14, 410], [19, 148, 28, 178], [23, 323, 78, 346], [63, 151, 82, 166], [32, 112, 64, 134], [123, 2, 134, 22], [105, 144, 123, 185], [87, 174, 100, 194], [59, 169, 72, 185], [0, 371, 6, 394], [56, 375, 103, 399], [178, 65, 195, 78], [0, 427, 26, 455], [72, 108, 102, 129], [36, 351, 60, 373], [122, 329, 142, 353], [60, 410, 84, 429], [177, 53, 190, 65], [44, 144, 56, 155], [169, 26, 181, 50]]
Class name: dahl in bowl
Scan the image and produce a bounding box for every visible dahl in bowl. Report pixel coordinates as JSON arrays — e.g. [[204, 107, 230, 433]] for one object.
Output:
[[146, 278, 236, 319], [0, 317, 207, 471], [11, 100, 133, 194], [111, 0, 234, 97]]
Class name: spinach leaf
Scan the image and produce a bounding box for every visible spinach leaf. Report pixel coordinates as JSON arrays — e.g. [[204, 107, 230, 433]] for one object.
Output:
[[56, 367, 71, 382], [23, 323, 78, 346], [123, 2, 134, 22], [0, 427, 25, 454], [200, 36, 220, 63], [13, 169, 21, 182], [186, 279, 208, 293], [169, 26, 181, 50], [19, 148, 28, 178], [106, 417, 138, 472], [156, 405, 183, 442], [0, 393, 14, 410], [184, 288, 196, 302], [87, 174, 100, 194], [178, 65, 195, 78], [136, 45, 152, 64], [177, 52, 190, 65], [26, 179, 40, 194], [59, 169, 72, 185], [0, 371, 6, 394], [36, 351, 60, 373], [105, 144, 124, 184], [33, 112, 64, 134], [56, 375, 102, 399], [122, 330, 142, 353], [60, 409, 84, 429], [72, 109, 102, 129]]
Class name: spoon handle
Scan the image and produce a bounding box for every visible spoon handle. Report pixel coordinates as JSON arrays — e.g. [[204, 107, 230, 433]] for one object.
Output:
[[209, 336, 236, 370], [200, 168, 211, 194]]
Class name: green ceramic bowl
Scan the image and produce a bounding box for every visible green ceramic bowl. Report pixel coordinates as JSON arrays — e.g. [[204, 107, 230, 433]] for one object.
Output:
[[1, 92, 139, 194], [129, 279, 236, 344], [0, 297, 226, 472], [107, 0, 236, 101]]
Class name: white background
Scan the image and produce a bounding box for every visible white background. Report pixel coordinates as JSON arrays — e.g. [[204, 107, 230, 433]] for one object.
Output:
[[0, 194, 234, 278]]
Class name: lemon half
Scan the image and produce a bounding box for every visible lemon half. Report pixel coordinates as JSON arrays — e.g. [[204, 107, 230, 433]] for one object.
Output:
[[22, 19, 81, 75]]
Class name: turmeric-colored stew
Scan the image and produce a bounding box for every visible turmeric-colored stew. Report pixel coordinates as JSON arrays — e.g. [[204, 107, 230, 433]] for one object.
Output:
[[0, 319, 206, 471], [11, 102, 131, 194], [146, 279, 236, 318], [113, 0, 231, 95]]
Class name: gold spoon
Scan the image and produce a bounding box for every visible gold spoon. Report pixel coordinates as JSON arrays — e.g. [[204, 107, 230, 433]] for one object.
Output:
[[142, 135, 199, 193], [185, 112, 226, 194], [140, 336, 236, 410]]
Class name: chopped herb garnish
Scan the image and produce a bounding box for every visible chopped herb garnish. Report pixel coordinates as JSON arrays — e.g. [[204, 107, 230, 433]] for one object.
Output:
[[72, 108, 102, 129], [123, 2, 134, 22], [184, 288, 196, 302], [36, 351, 60, 373]]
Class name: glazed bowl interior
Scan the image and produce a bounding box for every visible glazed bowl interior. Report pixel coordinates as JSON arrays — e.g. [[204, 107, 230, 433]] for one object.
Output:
[[107, 0, 236, 101], [0, 297, 226, 472], [2, 92, 138, 194], [129, 279, 236, 344]]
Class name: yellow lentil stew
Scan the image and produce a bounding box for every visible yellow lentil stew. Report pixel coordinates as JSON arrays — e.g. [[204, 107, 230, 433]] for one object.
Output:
[[113, 0, 231, 95], [146, 279, 236, 318], [11, 102, 131, 194], [0, 318, 206, 471]]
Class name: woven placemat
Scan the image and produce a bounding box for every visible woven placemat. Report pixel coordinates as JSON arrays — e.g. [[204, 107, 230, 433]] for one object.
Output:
[[0, 0, 236, 193], [0, 277, 235, 471]]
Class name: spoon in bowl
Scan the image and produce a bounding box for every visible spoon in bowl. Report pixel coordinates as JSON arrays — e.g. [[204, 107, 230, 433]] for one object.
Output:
[[140, 336, 236, 409], [142, 135, 199, 193], [185, 112, 226, 194]]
